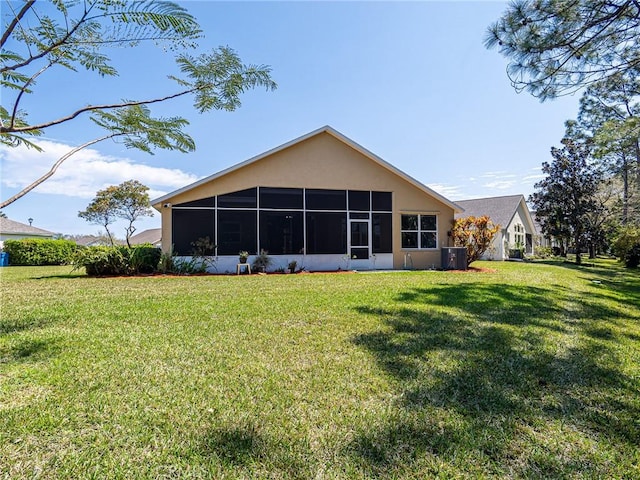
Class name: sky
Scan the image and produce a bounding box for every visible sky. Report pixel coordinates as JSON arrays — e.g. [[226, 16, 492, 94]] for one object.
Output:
[[0, 0, 583, 237]]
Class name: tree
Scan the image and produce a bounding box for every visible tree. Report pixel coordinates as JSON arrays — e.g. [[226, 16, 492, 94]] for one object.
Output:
[[570, 69, 640, 225], [78, 180, 152, 247], [486, 0, 640, 100], [529, 138, 603, 264], [0, 1, 276, 208], [78, 189, 119, 246], [451, 216, 500, 267], [110, 180, 153, 247]]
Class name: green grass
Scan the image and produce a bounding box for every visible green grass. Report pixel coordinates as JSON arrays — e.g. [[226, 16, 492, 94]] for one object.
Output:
[[1, 260, 639, 478]]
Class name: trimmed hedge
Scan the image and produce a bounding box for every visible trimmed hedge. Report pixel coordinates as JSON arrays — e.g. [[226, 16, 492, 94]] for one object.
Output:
[[2, 238, 77, 266], [73, 245, 161, 276]]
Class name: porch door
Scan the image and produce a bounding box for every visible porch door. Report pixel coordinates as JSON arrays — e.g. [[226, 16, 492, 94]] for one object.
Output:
[[349, 220, 370, 259]]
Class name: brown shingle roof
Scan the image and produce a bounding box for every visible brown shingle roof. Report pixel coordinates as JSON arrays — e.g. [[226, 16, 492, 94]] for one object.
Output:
[[129, 228, 161, 245]]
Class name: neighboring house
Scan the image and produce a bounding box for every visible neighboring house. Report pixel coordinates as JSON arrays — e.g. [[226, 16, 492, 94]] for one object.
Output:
[[152, 126, 463, 272], [0, 217, 55, 249], [454, 194, 537, 260], [129, 228, 162, 247], [531, 213, 553, 250], [71, 235, 114, 247]]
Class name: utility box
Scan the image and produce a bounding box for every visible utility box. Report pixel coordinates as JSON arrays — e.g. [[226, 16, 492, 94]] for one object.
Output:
[[441, 247, 466, 270]]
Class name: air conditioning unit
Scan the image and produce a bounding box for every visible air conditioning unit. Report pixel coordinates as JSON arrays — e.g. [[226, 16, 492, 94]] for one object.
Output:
[[441, 247, 467, 270]]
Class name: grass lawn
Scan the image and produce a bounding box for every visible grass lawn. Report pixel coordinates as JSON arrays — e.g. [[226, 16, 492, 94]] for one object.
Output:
[[1, 260, 639, 478]]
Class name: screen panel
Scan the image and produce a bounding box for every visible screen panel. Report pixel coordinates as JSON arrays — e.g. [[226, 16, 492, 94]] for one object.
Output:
[[259, 211, 304, 254], [218, 188, 257, 209], [259, 187, 303, 210], [171, 209, 215, 255], [217, 210, 257, 255], [372, 191, 392, 212], [305, 212, 347, 254], [305, 189, 346, 211]]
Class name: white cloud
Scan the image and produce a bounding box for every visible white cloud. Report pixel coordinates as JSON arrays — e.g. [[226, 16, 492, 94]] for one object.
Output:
[[427, 183, 465, 199], [0, 139, 200, 199], [482, 180, 517, 190]]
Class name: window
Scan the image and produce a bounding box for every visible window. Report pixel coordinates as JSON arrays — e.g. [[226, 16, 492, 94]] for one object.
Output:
[[372, 213, 392, 253], [259, 211, 304, 254], [305, 189, 346, 210], [174, 197, 215, 208], [218, 188, 257, 208], [372, 191, 392, 212], [348, 190, 370, 211], [401, 214, 437, 249], [172, 209, 215, 255], [259, 187, 303, 210], [217, 210, 257, 255], [514, 223, 524, 246], [306, 212, 347, 254]]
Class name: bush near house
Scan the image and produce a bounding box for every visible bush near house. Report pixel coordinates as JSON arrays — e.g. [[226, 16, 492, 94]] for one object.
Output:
[[2, 238, 77, 265], [73, 245, 161, 276]]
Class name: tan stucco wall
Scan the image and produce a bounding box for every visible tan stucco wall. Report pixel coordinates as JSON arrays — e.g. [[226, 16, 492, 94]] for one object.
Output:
[[155, 132, 455, 269]]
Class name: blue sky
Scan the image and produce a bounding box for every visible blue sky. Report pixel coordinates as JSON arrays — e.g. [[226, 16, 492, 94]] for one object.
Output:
[[1, 1, 581, 237]]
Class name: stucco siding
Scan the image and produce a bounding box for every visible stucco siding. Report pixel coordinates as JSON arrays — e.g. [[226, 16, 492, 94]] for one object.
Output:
[[155, 130, 456, 270]]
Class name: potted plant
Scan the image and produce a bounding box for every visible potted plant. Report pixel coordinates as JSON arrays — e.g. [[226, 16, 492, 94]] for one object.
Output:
[[288, 260, 297, 273], [252, 249, 272, 273], [238, 251, 249, 264]]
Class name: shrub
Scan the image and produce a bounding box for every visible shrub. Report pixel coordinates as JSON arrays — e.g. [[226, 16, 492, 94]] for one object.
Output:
[[73, 245, 161, 275], [157, 247, 214, 275], [534, 246, 553, 258], [3, 238, 77, 266], [612, 226, 640, 268], [452, 216, 500, 267], [129, 245, 162, 274]]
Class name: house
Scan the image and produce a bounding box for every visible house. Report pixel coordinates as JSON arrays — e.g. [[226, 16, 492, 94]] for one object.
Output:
[[0, 217, 56, 248], [129, 228, 162, 247], [152, 126, 463, 272], [531, 213, 553, 250], [454, 194, 536, 260], [70, 234, 116, 247]]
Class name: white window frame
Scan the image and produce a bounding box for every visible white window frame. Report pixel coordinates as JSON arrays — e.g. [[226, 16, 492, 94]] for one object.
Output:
[[401, 214, 438, 250]]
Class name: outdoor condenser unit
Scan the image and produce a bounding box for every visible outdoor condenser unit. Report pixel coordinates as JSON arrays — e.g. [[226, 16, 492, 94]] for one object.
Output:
[[441, 247, 467, 270]]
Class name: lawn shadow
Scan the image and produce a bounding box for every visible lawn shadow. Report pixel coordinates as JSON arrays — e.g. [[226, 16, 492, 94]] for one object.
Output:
[[347, 282, 639, 477], [196, 424, 311, 479], [1, 316, 58, 335], [0, 337, 60, 364]]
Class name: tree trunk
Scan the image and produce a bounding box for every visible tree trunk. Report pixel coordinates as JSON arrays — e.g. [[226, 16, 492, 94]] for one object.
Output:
[[622, 152, 629, 224], [575, 231, 582, 265]]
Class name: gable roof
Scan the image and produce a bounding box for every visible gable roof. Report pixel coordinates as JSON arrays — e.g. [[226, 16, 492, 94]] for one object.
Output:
[[152, 125, 463, 213], [129, 228, 161, 245], [0, 217, 55, 237], [454, 194, 536, 232]]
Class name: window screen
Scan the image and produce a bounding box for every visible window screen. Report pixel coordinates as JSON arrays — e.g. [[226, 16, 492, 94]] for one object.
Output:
[[217, 210, 257, 255], [218, 188, 257, 208], [305, 189, 346, 211], [172, 209, 215, 255], [259, 211, 304, 254], [306, 212, 347, 254], [348, 190, 370, 211], [259, 187, 303, 210], [372, 191, 392, 212]]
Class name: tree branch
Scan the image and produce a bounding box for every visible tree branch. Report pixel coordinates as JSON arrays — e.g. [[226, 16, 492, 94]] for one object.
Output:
[[0, 6, 90, 74], [1, 88, 195, 134], [0, 0, 36, 49], [0, 132, 121, 209], [9, 62, 53, 129]]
